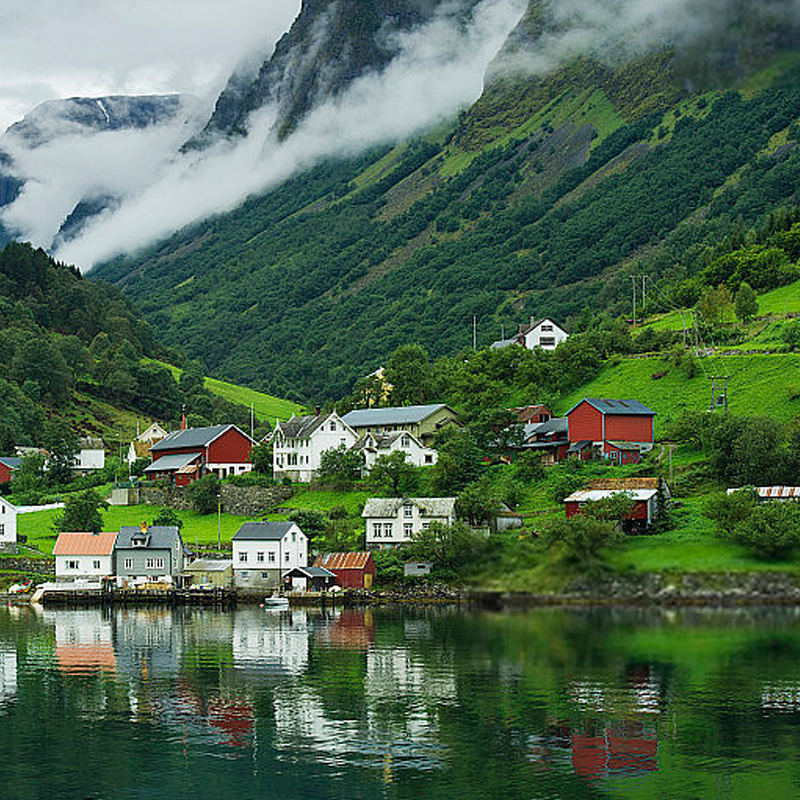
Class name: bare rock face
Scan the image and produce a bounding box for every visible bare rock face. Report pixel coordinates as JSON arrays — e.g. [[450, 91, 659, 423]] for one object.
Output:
[[190, 0, 485, 147]]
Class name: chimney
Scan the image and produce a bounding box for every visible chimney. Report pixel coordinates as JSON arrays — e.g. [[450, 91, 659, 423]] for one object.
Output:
[[315, 406, 321, 417], [140, 521, 148, 534], [530, 315, 535, 327]]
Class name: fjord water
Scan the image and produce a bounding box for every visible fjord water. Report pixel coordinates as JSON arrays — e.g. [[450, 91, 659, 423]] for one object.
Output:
[[2, 605, 800, 799]]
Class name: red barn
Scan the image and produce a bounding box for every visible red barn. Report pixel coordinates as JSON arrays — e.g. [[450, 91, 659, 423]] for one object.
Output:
[[566, 399, 655, 463], [145, 424, 255, 486], [314, 552, 376, 589], [564, 488, 659, 533], [0, 457, 21, 485]]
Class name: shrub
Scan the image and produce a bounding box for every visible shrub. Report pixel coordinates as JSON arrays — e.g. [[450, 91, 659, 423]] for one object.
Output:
[[540, 515, 624, 563], [186, 474, 220, 515]]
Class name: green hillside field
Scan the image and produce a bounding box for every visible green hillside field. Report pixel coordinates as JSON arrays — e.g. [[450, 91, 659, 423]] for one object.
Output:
[[152, 360, 304, 422], [556, 352, 800, 432]]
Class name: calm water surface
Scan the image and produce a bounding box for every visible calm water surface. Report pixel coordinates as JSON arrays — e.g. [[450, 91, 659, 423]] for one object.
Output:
[[2, 603, 800, 799]]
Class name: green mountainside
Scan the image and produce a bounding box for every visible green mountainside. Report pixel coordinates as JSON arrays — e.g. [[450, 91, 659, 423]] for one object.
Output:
[[93, 5, 800, 404]]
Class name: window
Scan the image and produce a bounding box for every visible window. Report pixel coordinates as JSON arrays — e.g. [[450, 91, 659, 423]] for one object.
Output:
[[257, 552, 265, 563], [372, 523, 381, 539], [384, 523, 393, 538], [0, 524, 4, 536], [539, 337, 556, 347], [261, 572, 269, 579], [404, 523, 413, 539], [124, 558, 133, 570], [156, 558, 164, 569], [541, 324, 553, 332], [146, 558, 155, 569], [93, 560, 101, 570], [67, 560, 79, 570], [422, 522, 430, 529], [403, 504, 413, 518], [401, 435, 410, 447], [285, 552, 290, 562], [239, 552, 248, 563], [268, 552, 275, 563], [330, 421, 337, 431], [292, 532, 296, 542], [424, 454, 433, 464]]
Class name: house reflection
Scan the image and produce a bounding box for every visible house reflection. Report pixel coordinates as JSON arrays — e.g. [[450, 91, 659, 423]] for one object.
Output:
[[0, 646, 16, 706], [232, 608, 310, 675], [314, 609, 376, 651], [44, 609, 117, 675]]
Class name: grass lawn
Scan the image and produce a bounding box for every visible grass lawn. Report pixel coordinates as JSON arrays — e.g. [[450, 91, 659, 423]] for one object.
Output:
[[263, 486, 371, 521], [757, 277, 800, 316], [18, 504, 260, 556]]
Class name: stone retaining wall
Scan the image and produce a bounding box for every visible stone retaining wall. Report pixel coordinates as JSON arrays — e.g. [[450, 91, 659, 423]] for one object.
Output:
[[137, 484, 294, 516]]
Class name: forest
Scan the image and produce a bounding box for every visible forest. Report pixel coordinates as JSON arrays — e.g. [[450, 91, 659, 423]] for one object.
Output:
[[93, 59, 800, 404]]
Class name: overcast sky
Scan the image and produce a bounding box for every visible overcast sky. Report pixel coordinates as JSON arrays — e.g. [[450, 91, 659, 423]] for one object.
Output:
[[0, 0, 302, 131]]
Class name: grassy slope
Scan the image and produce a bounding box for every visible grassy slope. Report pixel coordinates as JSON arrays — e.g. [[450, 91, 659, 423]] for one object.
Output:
[[152, 359, 304, 421], [556, 352, 800, 431]]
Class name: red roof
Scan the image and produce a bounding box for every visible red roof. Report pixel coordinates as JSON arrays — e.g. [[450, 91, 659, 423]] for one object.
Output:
[[315, 552, 374, 570], [53, 532, 117, 556]]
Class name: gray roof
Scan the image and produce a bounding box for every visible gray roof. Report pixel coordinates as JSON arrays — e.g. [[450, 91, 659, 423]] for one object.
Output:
[[353, 431, 418, 451], [490, 338, 518, 350], [116, 526, 183, 550], [185, 559, 233, 572], [275, 414, 329, 439], [0, 456, 22, 470], [567, 398, 656, 417], [151, 424, 251, 451], [232, 521, 301, 541], [143, 452, 200, 472], [284, 565, 336, 579], [362, 497, 456, 518], [343, 404, 453, 428], [529, 417, 567, 437]]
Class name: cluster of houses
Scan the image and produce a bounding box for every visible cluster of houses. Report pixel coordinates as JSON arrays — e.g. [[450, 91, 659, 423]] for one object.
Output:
[[50, 520, 378, 592]]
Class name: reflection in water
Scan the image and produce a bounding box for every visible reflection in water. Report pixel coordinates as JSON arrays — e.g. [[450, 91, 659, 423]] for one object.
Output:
[[1, 605, 800, 799]]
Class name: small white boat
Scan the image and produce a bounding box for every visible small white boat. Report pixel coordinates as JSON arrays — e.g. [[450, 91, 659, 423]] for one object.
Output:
[[262, 596, 289, 610]]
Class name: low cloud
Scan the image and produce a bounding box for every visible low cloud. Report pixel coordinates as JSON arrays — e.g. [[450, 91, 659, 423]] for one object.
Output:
[[494, 0, 800, 77], [51, 0, 528, 270]]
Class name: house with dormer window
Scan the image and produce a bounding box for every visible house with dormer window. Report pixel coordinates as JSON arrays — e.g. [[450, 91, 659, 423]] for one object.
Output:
[[271, 412, 357, 482], [362, 497, 456, 549], [114, 523, 187, 584], [232, 521, 308, 589], [353, 430, 437, 471]]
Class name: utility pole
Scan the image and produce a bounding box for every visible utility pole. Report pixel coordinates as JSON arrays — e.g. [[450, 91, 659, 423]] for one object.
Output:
[[631, 275, 637, 324], [641, 274, 647, 318], [472, 315, 477, 350]]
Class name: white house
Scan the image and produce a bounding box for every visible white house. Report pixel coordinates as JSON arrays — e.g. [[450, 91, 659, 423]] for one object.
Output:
[[354, 431, 438, 471], [73, 437, 105, 473], [52, 532, 117, 580], [231, 521, 308, 589], [0, 497, 17, 553], [272, 412, 357, 483], [362, 497, 456, 549], [127, 422, 168, 465], [492, 317, 569, 351]]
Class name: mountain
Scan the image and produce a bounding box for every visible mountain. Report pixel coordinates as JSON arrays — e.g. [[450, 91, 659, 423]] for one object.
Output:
[[190, 0, 485, 148], [0, 94, 203, 247]]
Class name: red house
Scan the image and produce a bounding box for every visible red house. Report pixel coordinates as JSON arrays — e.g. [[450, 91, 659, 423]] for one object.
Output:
[[565, 398, 655, 464], [314, 552, 377, 589], [145, 424, 255, 486]]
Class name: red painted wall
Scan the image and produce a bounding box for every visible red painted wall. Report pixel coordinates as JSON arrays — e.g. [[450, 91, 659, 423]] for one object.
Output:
[[567, 402, 603, 442], [566, 499, 649, 521], [151, 446, 203, 463], [332, 565, 377, 589], [0, 464, 15, 484], [605, 414, 653, 443], [208, 428, 252, 463]]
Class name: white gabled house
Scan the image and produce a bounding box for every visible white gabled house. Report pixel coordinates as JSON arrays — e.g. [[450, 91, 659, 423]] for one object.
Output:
[[0, 497, 18, 553], [354, 431, 438, 471], [231, 521, 308, 589], [362, 497, 456, 549], [53, 532, 117, 580], [492, 317, 569, 351], [272, 412, 357, 483]]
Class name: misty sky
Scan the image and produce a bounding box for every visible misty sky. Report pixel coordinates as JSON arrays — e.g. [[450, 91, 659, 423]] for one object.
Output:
[[0, 0, 302, 132]]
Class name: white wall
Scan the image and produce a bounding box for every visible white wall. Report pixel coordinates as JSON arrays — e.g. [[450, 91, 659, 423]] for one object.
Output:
[[233, 526, 307, 587], [55, 554, 114, 580], [0, 499, 17, 549]]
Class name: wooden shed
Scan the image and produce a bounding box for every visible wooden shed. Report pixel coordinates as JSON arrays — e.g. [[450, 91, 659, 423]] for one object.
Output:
[[314, 552, 377, 589]]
